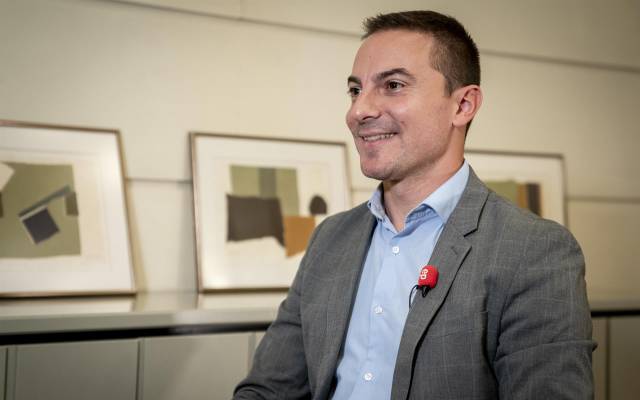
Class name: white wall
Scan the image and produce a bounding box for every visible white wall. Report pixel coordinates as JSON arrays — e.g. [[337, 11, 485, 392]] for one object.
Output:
[[1, 0, 638, 297]]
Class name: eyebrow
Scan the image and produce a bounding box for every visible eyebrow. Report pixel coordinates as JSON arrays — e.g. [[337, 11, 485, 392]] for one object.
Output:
[[347, 75, 361, 85], [347, 67, 416, 86], [376, 68, 415, 82]]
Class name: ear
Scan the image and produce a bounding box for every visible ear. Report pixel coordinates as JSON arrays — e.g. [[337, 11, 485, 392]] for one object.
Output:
[[452, 85, 482, 129]]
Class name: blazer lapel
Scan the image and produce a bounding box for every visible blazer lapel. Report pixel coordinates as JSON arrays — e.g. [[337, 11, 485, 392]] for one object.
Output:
[[314, 206, 376, 399], [391, 169, 489, 400]]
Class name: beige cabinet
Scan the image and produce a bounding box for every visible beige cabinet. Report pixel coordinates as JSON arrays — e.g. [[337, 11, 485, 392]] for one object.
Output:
[[7, 339, 138, 400], [3, 317, 633, 400], [139, 332, 250, 400], [593, 317, 607, 400], [610, 316, 640, 400], [1, 347, 6, 400]]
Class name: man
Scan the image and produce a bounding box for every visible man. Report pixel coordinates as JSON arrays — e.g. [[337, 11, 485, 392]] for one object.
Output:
[[234, 10, 593, 399]]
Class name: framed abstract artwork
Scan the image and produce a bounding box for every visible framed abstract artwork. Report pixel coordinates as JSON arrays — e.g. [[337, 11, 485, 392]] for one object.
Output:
[[465, 150, 566, 225], [0, 120, 135, 297], [191, 133, 350, 291]]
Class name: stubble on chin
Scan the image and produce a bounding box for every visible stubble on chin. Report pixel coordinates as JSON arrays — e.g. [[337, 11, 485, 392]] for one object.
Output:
[[359, 154, 394, 182], [361, 167, 384, 181]]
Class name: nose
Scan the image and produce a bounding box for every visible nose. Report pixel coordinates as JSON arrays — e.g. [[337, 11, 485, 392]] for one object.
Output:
[[346, 89, 381, 126]]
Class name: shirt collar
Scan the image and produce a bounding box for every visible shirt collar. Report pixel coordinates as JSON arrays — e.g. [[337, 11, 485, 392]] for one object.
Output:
[[367, 160, 470, 225]]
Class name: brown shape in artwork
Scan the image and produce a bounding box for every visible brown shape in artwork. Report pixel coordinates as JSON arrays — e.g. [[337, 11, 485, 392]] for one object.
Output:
[[308, 195, 328, 215], [283, 216, 316, 257], [227, 194, 284, 246], [0, 192, 3, 218], [526, 183, 541, 216], [516, 184, 529, 210]]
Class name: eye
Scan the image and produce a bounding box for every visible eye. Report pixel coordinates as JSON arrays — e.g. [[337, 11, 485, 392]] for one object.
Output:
[[347, 86, 361, 98], [386, 80, 405, 91]]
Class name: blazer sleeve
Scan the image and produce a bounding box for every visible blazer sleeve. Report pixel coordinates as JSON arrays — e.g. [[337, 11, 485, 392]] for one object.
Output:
[[493, 219, 595, 399], [233, 221, 325, 400]]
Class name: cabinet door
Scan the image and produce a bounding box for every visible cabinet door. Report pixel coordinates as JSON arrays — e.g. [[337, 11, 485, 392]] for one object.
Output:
[[592, 317, 607, 400], [0, 347, 6, 400], [12, 339, 138, 400], [140, 333, 250, 400], [610, 316, 640, 400]]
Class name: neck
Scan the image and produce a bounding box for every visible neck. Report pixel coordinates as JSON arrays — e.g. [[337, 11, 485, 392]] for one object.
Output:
[[382, 159, 463, 231]]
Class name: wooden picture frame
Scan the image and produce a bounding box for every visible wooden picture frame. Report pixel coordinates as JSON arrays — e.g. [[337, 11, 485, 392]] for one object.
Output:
[[191, 132, 350, 292], [0, 120, 135, 297]]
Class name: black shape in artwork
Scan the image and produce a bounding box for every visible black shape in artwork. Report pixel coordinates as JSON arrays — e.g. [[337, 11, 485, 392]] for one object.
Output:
[[16, 185, 74, 245], [21, 207, 60, 244], [227, 194, 285, 246], [309, 195, 328, 215]]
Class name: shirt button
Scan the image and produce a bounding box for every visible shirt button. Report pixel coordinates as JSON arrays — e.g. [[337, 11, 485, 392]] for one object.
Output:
[[363, 372, 373, 381], [392, 246, 400, 254], [374, 305, 383, 314]]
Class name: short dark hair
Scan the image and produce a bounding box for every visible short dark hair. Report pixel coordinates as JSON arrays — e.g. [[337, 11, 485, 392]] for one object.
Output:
[[363, 10, 480, 95]]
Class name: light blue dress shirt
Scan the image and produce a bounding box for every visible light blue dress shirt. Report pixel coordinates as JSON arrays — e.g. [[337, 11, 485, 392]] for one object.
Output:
[[332, 161, 470, 400]]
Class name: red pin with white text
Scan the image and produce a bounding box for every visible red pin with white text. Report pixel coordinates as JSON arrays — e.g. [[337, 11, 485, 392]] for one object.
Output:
[[409, 265, 439, 308]]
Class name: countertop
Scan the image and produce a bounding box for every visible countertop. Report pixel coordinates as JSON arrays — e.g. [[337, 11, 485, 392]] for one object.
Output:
[[1, 288, 639, 337], [0, 291, 286, 336]]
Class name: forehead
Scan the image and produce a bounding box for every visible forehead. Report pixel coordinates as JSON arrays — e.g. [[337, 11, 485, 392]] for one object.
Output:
[[352, 30, 435, 74]]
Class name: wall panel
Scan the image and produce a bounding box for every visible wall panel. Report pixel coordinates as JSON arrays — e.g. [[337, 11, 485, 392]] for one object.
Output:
[[120, 0, 640, 68], [0, 0, 356, 181], [569, 200, 640, 296], [127, 180, 196, 291], [467, 57, 640, 199]]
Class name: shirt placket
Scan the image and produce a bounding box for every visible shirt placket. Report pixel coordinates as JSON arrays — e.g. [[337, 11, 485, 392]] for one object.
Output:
[[353, 223, 403, 398]]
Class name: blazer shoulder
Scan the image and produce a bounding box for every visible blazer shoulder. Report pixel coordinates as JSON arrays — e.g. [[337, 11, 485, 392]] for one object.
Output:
[[483, 189, 578, 245]]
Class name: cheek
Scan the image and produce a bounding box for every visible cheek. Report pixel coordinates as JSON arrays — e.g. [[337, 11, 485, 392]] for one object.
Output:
[[417, 102, 450, 129], [345, 106, 357, 133], [385, 102, 410, 128]]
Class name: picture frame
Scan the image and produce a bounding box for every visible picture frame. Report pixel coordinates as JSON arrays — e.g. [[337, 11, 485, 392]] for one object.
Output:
[[465, 149, 566, 225], [0, 120, 135, 297], [191, 132, 351, 292]]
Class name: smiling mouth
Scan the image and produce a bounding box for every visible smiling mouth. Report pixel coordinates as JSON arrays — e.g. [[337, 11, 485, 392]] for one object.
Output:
[[361, 133, 396, 142]]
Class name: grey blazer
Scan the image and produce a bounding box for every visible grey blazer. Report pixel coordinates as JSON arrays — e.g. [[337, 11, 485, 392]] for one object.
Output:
[[234, 169, 594, 399]]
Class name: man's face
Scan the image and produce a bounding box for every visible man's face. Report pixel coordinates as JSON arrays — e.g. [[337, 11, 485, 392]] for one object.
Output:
[[346, 29, 461, 183]]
